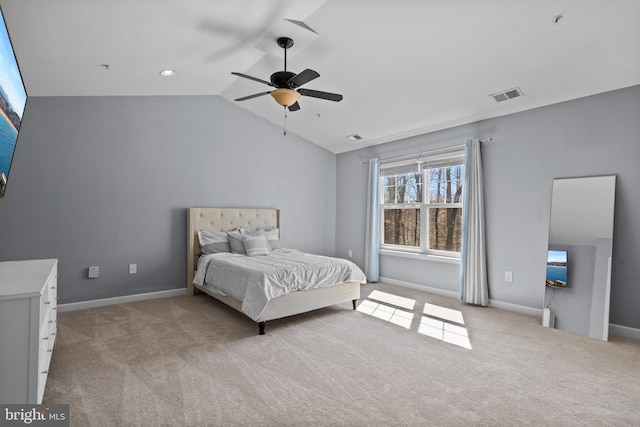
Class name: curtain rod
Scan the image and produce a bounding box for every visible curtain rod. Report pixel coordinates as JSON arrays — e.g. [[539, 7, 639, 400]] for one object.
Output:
[[358, 137, 492, 166]]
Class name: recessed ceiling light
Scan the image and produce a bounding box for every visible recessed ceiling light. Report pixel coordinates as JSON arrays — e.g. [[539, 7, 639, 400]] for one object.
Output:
[[159, 69, 176, 77]]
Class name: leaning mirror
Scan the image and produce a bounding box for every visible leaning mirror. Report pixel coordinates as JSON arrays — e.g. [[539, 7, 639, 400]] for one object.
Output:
[[543, 175, 616, 341]]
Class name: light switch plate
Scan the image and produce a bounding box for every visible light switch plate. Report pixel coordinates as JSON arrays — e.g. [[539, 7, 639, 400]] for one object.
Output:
[[88, 266, 99, 278]]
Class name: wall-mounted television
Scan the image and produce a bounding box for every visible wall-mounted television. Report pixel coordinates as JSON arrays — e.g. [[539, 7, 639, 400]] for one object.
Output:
[[0, 7, 27, 198], [546, 249, 568, 288]]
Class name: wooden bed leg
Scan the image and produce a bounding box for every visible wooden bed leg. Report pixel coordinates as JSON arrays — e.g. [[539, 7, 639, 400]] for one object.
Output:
[[352, 299, 357, 310], [258, 322, 266, 335]]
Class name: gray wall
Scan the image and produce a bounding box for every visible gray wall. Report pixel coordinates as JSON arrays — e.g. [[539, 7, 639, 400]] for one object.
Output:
[[336, 85, 640, 330], [0, 95, 336, 304]]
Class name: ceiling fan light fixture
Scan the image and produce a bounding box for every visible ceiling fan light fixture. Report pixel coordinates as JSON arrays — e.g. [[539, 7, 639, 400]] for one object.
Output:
[[232, 37, 342, 112], [270, 88, 300, 107]]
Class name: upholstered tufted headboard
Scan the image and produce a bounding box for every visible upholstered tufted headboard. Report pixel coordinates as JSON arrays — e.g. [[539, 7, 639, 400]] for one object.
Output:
[[186, 207, 280, 295]]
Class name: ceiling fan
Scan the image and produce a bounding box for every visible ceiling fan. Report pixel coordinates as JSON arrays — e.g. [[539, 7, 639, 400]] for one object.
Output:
[[231, 37, 343, 112]]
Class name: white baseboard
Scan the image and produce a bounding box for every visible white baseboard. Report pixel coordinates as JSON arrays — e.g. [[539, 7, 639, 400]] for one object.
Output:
[[378, 276, 543, 318], [58, 288, 187, 312], [379, 277, 459, 299], [609, 323, 640, 340], [489, 299, 543, 318]]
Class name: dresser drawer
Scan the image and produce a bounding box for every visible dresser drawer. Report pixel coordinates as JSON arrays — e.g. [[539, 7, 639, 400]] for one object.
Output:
[[0, 259, 58, 404], [37, 278, 57, 405], [47, 275, 57, 301], [37, 348, 52, 405]]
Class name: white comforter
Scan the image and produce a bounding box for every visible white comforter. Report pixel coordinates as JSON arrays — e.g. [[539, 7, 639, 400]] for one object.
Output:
[[193, 249, 366, 321]]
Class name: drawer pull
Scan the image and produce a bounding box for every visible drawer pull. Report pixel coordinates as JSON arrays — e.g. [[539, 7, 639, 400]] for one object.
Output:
[[51, 333, 56, 336], [42, 336, 48, 341], [52, 307, 57, 311], [48, 320, 53, 323], [47, 349, 53, 353], [41, 370, 48, 375], [44, 301, 51, 305], [51, 286, 56, 289]]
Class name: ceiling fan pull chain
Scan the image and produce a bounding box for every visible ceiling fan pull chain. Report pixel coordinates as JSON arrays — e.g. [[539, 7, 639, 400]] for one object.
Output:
[[284, 106, 287, 135]]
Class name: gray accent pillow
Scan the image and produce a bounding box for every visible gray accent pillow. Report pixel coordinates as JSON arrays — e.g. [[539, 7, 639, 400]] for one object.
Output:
[[198, 230, 231, 254], [242, 235, 271, 256], [227, 230, 246, 254], [202, 242, 231, 254]]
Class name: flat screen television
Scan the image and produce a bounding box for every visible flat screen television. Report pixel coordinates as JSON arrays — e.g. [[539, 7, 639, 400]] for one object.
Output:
[[546, 249, 568, 288], [0, 7, 27, 198]]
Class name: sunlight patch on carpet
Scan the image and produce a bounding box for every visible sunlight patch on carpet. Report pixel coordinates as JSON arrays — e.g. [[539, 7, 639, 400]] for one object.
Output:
[[357, 290, 472, 349], [418, 316, 472, 349], [357, 299, 414, 329], [367, 290, 416, 310], [423, 302, 465, 325]]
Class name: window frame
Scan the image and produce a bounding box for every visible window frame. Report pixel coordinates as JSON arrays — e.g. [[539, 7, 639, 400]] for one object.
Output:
[[379, 152, 464, 260]]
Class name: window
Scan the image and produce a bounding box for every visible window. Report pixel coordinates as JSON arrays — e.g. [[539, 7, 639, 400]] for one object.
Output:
[[380, 153, 464, 257]]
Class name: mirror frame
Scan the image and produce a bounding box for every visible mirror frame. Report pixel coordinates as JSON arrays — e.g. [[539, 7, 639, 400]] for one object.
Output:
[[544, 175, 616, 341]]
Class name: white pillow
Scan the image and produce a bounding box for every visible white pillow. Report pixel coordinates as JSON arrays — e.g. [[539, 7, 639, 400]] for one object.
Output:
[[264, 228, 283, 250], [264, 228, 279, 240], [198, 230, 231, 254]]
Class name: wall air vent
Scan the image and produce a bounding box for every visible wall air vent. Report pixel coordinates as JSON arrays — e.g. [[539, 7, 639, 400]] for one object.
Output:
[[490, 87, 524, 103]]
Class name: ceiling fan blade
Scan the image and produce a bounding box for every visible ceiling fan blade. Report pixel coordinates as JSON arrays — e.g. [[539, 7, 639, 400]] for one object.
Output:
[[287, 69, 320, 88], [231, 72, 274, 87], [298, 88, 343, 102], [235, 91, 272, 101], [288, 102, 301, 112]]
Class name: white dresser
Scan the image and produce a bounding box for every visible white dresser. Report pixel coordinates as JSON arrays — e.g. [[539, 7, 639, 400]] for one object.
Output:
[[0, 259, 58, 404]]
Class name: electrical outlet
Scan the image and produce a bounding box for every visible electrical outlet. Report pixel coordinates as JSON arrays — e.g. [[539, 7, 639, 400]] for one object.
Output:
[[88, 266, 99, 279], [348, 250, 353, 258], [129, 263, 137, 274], [504, 271, 513, 282]]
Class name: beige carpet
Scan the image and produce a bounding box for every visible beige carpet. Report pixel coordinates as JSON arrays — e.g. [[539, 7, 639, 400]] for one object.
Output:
[[44, 282, 640, 426]]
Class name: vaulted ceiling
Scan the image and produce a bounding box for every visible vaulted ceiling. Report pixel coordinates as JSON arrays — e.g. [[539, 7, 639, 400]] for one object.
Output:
[[1, 0, 639, 153]]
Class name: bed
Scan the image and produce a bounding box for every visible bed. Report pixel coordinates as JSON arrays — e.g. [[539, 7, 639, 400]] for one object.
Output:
[[187, 207, 364, 334]]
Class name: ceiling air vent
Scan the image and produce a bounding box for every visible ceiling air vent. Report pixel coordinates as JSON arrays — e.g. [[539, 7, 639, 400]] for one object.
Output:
[[490, 87, 524, 103], [284, 19, 318, 34], [346, 134, 363, 141]]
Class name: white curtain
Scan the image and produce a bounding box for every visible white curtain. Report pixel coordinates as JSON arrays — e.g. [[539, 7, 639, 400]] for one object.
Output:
[[460, 139, 488, 305], [365, 158, 380, 282]]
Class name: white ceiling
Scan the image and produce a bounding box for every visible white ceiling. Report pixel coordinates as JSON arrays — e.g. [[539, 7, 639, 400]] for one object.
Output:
[[1, 0, 639, 154]]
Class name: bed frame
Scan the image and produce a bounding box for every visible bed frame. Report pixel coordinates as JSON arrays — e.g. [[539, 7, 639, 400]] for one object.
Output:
[[187, 207, 361, 334]]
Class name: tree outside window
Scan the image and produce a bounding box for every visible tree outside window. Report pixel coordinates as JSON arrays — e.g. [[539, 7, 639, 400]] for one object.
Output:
[[380, 156, 464, 256]]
